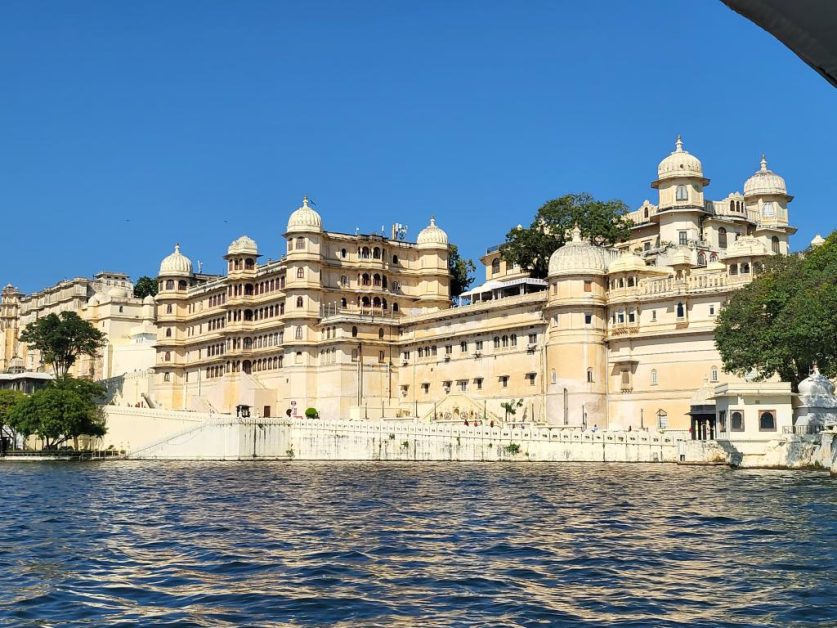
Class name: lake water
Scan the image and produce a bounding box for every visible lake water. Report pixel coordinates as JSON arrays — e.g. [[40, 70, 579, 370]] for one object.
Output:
[[0, 462, 834, 626]]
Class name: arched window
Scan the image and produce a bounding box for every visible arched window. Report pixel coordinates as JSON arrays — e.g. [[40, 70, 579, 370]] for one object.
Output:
[[759, 411, 776, 431], [341, 298, 347, 308], [373, 297, 381, 307], [373, 274, 381, 287], [361, 247, 370, 259], [165, 280, 174, 290], [392, 255, 399, 264], [378, 328, 384, 340], [718, 227, 727, 249], [551, 369, 557, 385], [676, 185, 688, 201], [351, 326, 358, 338], [763, 201, 775, 217], [731, 411, 744, 431], [244, 283, 254, 296], [341, 248, 347, 258], [164, 351, 171, 361], [586, 368, 594, 383], [502, 335, 508, 348], [510, 334, 517, 347], [493, 336, 500, 349], [296, 296, 304, 308], [740, 263, 750, 274], [373, 247, 381, 259], [295, 237, 304, 250], [245, 258, 255, 269], [296, 268, 304, 279], [650, 369, 658, 386], [729, 199, 734, 212], [644, 207, 649, 219], [697, 252, 706, 266], [771, 236, 780, 254], [340, 275, 348, 287], [656, 410, 668, 429], [166, 304, 173, 314], [491, 259, 500, 276], [178, 280, 187, 290], [165, 328, 172, 338], [392, 303, 399, 312], [382, 299, 388, 310], [362, 273, 370, 286], [163, 372, 171, 382], [382, 276, 388, 289], [710, 366, 719, 382], [243, 337, 252, 349], [295, 326, 303, 340], [361, 296, 370, 307], [676, 302, 685, 319]]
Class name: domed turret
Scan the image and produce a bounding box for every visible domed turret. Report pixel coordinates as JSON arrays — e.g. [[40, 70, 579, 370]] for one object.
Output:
[[286, 197, 322, 233], [548, 226, 612, 277], [744, 155, 789, 198], [227, 235, 259, 256], [107, 286, 129, 300], [653, 136, 707, 187], [159, 244, 193, 277], [607, 249, 648, 275], [417, 217, 448, 248], [811, 234, 825, 247]]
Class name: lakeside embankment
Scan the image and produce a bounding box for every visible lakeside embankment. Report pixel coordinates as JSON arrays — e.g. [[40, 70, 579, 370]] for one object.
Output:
[[88, 407, 837, 473]]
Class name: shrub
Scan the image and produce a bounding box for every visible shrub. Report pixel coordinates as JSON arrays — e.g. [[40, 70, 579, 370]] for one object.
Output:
[[305, 407, 319, 419]]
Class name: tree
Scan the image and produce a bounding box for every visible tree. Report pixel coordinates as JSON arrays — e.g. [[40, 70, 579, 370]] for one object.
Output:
[[18, 311, 106, 378], [133, 276, 158, 299], [715, 231, 837, 391], [8, 378, 107, 450], [501, 398, 524, 423], [0, 389, 25, 443], [499, 193, 633, 279], [449, 244, 476, 297]]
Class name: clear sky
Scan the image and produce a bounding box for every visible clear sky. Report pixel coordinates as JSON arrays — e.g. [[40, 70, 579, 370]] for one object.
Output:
[[1, 0, 834, 293]]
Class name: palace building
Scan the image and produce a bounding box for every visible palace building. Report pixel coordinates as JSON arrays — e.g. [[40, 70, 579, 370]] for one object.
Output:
[[1, 138, 809, 432], [143, 138, 798, 430]]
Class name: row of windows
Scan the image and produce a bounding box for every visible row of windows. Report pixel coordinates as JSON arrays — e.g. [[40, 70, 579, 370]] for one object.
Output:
[[228, 303, 284, 322], [405, 334, 538, 361], [206, 343, 225, 357], [208, 293, 226, 307], [318, 348, 337, 365], [229, 277, 285, 297], [718, 409, 776, 432], [227, 258, 256, 271]]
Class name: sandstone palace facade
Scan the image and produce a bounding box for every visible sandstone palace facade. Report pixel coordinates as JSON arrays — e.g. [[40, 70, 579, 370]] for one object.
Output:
[[1, 139, 804, 431]]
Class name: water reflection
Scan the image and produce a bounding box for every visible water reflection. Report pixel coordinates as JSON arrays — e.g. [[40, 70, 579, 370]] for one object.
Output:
[[0, 462, 834, 625]]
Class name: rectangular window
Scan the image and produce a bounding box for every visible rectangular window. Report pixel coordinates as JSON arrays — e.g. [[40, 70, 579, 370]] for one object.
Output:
[[651, 310, 657, 321], [499, 375, 509, 388], [460, 341, 467, 353], [718, 410, 726, 433], [676, 185, 688, 201], [526, 373, 536, 386], [378, 351, 385, 363], [445, 345, 453, 355], [474, 377, 483, 390], [628, 310, 636, 323], [583, 280, 592, 293], [475, 340, 484, 351], [709, 305, 716, 316], [421, 383, 429, 394], [584, 313, 592, 325], [678, 231, 688, 245], [458, 380, 467, 392], [528, 333, 536, 345]]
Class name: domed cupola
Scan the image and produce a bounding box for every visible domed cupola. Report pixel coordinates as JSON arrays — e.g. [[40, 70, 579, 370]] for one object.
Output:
[[607, 249, 649, 275], [417, 217, 448, 248], [227, 235, 259, 257], [652, 136, 709, 188], [743, 155, 791, 199], [159, 244, 193, 277], [286, 196, 322, 234], [548, 226, 613, 277]]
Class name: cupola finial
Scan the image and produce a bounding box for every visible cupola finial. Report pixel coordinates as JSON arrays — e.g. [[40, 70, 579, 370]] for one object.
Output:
[[302, 196, 310, 208], [760, 154, 768, 172], [175, 243, 180, 253], [675, 134, 683, 152]]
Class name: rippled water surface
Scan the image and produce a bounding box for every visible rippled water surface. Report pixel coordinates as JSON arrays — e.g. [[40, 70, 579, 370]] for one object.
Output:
[[0, 462, 834, 626]]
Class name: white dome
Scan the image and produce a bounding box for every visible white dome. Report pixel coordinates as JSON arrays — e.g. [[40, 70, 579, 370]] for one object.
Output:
[[227, 235, 258, 256], [608, 250, 648, 274], [143, 295, 155, 305], [798, 372, 835, 398], [287, 197, 322, 233], [417, 217, 448, 247], [108, 286, 129, 299], [811, 234, 825, 248], [655, 136, 705, 183], [159, 244, 193, 277], [549, 226, 613, 277], [744, 156, 788, 197]]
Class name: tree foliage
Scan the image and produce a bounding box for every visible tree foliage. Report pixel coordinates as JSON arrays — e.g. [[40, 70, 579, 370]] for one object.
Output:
[[133, 276, 158, 299], [449, 244, 476, 297], [0, 389, 25, 439], [499, 193, 633, 279], [18, 311, 106, 377], [7, 377, 107, 449], [715, 231, 837, 390]]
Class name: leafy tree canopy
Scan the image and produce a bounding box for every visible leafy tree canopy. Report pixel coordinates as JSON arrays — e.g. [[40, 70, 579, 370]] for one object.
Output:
[[449, 244, 476, 297], [18, 311, 106, 378], [715, 231, 837, 390], [7, 377, 107, 449], [133, 276, 158, 299], [0, 389, 25, 437], [499, 193, 632, 279]]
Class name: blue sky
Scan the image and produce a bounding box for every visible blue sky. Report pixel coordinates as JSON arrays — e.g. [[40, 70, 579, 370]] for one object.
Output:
[[1, 0, 834, 292]]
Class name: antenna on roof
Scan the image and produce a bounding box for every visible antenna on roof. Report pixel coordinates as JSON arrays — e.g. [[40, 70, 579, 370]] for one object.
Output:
[[197, 260, 203, 273]]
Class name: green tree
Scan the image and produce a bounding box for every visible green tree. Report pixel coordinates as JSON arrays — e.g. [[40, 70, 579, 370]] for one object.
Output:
[[715, 231, 837, 391], [18, 311, 106, 378], [0, 389, 25, 443], [133, 276, 158, 299], [8, 378, 107, 450], [501, 398, 524, 423], [499, 193, 632, 279], [449, 244, 476, 297]]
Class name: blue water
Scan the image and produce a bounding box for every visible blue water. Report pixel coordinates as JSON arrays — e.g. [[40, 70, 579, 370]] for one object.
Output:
[[0, 462, 834, 626]]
